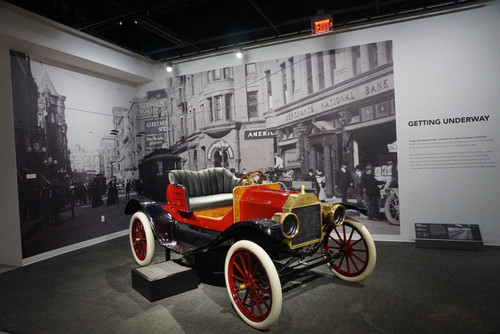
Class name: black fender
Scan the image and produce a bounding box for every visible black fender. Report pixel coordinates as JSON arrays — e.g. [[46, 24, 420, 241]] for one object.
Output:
[[124, 199, 174, 244], [341, 202, 368, 216], [193, 218, 286, 255]]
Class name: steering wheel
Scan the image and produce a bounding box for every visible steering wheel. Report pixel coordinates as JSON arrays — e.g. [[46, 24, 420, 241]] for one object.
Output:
[[238, 170, 264, 186]]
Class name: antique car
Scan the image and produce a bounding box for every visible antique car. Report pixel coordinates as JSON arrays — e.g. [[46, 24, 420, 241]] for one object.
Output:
[[124, 167, 376, 329]]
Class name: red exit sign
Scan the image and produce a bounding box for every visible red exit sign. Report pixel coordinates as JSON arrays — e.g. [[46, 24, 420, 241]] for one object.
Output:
[[311, 16, 333, 35]]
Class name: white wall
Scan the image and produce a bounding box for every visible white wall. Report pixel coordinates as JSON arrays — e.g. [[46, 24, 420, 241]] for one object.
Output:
[[1, 1, 499, 265], [0, 45, 22, 266]]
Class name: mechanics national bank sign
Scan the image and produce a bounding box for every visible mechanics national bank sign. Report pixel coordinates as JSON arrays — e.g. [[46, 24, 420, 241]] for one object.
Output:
[[268, 74, 394, 127]]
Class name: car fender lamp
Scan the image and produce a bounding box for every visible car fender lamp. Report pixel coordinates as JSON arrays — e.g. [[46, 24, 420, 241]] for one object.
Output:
[[272, 212, 300, 239], [322, 204, 345, 227]]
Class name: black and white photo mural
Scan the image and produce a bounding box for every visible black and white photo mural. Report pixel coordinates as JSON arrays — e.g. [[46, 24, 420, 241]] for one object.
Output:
[[10, 40, 398, 258], [131, 40, 399, 234], [10, 50, 137, 258]]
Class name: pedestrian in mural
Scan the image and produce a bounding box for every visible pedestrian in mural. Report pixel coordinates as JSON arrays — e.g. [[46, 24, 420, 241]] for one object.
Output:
[[125, 180, 131, 199], [48, 185, 60, 224], [335, 163, 353, 203], [91, 180, 103, 207], [352, 165, 364, 205], [315, 169, 326, 202], [113, 181, 119, 203], [70, 186, 76, 218], [304, 169, 319, 195], [361, 164, 385, 220], [107, 180, 118, 205], [274, 153, 284, 169]]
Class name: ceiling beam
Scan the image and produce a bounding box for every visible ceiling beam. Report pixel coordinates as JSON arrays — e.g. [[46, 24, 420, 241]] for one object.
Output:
[[247, 0, 281, 34]]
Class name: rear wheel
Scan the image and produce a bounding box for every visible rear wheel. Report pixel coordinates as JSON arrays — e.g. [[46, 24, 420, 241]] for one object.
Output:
[[324, 218, 376, 282], [129, 212, 155, 266], [224, 240, 282, 330], [384, 192, 400, 225]]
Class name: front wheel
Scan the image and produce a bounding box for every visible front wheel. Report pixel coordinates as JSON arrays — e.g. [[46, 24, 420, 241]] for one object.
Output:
[[224, 240, 282, 330], [129, 212, 155, 266], [324, 218, 376, 282]]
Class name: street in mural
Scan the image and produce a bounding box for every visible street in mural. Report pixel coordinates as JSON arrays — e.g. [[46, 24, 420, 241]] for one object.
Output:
[[10, 41, 399, 258]]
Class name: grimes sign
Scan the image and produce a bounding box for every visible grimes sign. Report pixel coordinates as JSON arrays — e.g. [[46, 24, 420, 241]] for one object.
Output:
[[144, 119, 168, 150]]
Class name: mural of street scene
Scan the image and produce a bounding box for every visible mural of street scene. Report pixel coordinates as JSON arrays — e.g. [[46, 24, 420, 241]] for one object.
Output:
[[10, 41, 399, 258], [10, 50, 138, 258], [129, 40, 399, 235]]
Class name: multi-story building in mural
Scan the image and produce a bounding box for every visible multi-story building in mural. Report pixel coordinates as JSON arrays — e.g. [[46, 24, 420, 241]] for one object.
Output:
[[264, 41, 396, 197], [36, 72, 71, 179], [10, 51, 71, 185], [10, 51, 73, 224], [116, 41, 396, 199], [69, 144, 103, 184]]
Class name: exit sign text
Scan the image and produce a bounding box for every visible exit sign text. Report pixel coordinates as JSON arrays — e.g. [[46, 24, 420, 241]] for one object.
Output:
[[311, 17, 333, 35]]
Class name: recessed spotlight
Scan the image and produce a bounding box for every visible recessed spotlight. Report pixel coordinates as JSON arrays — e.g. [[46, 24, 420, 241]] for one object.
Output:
[[235, 48, 243, 59]]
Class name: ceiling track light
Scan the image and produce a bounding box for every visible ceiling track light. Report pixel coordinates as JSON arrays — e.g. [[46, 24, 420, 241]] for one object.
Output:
[[235, 48, 243, 59]]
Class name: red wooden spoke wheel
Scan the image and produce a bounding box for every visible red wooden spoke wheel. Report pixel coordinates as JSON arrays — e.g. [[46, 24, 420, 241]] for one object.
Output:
[[129, 212, 155, 266], [224, 240, 282, 329], [324, 219, 376, 282]]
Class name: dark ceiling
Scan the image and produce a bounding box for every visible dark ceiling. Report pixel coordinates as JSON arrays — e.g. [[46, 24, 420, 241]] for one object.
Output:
[[4, 0, 480, 62]]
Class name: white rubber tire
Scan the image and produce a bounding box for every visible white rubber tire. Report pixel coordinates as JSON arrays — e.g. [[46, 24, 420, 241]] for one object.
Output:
[[224, 240, 282, 329], [129, 212, 155, 266], [326, 218, 376, 282]]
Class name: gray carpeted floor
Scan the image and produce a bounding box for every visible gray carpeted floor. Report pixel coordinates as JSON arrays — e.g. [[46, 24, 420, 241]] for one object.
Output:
[[0, 236, 499, 334]]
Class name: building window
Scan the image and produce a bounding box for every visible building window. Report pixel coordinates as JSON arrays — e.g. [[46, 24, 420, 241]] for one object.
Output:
[[192, 108, 196, 131], [193, 149, 198, 170], [360, 105, 374, 121], [329, 50, 336, 86], [375, 101, 389, 118], [207, 97, 213, 122], [213, 69, 221, 80], [223, 67, 231, 79], [352, 46, 361, 76], [289, 57, 295, 95], [317, 52, 325, 90], [280, 62, 287, 104], [246, 63, 257, 76], [191, 75, 195, 95], [247, 91, 258, 117], [214, 95, 222, 120], [225, 94, 232, 120], [389, 42, 394, 62], [265, 70, 273, 109], [369, 43, 379, 69], [306, 54, 313, 94]]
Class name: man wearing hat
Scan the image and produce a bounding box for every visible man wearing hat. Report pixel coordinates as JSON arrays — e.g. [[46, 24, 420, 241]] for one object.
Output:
[[361, 164, 385, 220], [352, 165, 363, 205], [335, 163, 353, 203]]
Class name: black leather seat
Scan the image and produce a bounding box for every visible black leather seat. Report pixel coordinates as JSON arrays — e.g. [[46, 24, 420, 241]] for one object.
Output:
[[168, 168, 240, 211]]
